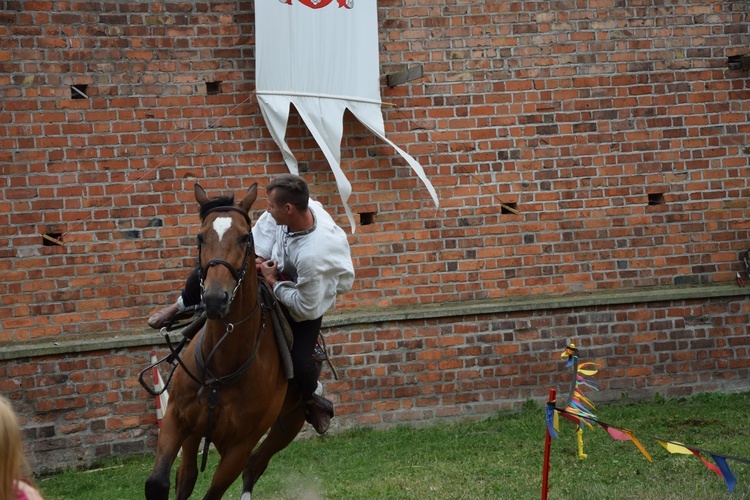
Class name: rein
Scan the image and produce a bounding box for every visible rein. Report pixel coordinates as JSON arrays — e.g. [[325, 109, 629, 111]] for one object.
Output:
[[194, 293, 268, 472], [194, 296, 263, 392], [193, 204, 264, 471]]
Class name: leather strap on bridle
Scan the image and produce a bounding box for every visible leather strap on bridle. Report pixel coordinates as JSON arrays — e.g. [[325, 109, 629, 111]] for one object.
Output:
[[194, 295, 266, 472], [192, 205, 260, 472], [202, 205, 252, 227], [197, 206, 255, 303]]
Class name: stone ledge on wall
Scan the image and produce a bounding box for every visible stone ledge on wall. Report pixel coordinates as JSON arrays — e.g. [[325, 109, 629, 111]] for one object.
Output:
[[2, 284, 746, 362]]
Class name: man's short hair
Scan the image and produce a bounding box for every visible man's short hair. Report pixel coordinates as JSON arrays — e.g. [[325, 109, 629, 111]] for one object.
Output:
[[267, 174, 309, 211]]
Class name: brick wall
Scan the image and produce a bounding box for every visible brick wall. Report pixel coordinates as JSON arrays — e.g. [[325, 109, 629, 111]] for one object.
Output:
[[3, 291, 749, 474], [1, 0, 750, 474]]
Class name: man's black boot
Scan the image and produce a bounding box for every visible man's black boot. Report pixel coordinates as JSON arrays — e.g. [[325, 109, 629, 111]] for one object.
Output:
[[305, 393, 334, 435]]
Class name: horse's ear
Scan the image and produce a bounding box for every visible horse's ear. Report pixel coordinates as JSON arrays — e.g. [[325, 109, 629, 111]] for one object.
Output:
[[194, 184, 209, 206], [238, 183, 258, 212]]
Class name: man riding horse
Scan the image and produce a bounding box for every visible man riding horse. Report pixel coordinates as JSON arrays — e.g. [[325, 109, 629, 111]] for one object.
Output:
[[149, 174, 354, 434]]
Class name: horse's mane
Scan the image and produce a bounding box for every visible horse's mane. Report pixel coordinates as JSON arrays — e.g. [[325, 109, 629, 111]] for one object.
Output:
[[199, 194, 236, 220]]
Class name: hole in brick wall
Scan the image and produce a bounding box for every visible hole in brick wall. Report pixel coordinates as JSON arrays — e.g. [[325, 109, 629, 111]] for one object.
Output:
[[42, 233, 63, 246], [501, 202, 518, 214], [121, 230, 141, 239], [359, 212, 376, 226], [206, 81, 221, 95], [728, 55, 750, 70], [648, 193, 665, 205], [71, 84, 88, 99]]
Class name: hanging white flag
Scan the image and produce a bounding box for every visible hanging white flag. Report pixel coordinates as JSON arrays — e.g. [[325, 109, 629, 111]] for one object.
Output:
[[254, 0, 439, 230]]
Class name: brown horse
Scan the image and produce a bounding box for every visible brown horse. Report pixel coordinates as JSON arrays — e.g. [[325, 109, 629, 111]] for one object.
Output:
[[145, 183, 307, 500]]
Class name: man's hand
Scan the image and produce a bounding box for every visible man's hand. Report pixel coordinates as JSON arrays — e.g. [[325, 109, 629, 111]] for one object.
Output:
[[260, 259, 278, 287]]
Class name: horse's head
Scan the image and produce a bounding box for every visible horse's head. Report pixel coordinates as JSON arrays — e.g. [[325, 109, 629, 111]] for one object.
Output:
[[194, 183, 258, 320]]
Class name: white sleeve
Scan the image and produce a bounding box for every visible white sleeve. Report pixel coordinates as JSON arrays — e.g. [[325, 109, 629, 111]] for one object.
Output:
[[273, 232, 354, 321], [252, 211, 277, 260], [272, 241, 331, 321], [274, 272, 326, 321]]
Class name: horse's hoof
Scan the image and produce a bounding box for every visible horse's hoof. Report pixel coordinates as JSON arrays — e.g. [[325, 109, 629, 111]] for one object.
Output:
[[145, 477, 169, 500]]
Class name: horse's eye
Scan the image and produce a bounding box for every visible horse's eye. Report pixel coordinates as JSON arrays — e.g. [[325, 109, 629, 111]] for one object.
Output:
[[197, 234, 204, 244], [239, 234, 250, 244]]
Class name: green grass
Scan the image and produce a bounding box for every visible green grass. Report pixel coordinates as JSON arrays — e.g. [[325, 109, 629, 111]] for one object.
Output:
[[39, 392, 750, 499]]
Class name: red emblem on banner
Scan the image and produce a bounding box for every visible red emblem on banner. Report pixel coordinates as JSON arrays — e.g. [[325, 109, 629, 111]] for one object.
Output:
[[280, 0, 353, 8]]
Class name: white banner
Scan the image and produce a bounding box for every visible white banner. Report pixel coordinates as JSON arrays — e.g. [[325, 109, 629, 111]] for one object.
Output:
[[254, 0, 438, 230]]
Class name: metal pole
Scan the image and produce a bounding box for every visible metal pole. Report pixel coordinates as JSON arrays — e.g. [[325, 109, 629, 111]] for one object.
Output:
[[541, 388, 556, 500]]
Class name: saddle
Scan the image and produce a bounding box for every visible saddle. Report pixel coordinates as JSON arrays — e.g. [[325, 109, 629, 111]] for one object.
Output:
[[256, 278, 337, 380], [258, 278, 295, 380]]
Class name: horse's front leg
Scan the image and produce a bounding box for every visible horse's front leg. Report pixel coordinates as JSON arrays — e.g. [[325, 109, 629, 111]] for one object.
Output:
[[175, 434, 202, 500], [145, 423, 188, 500], [203, 433, 265, 500]]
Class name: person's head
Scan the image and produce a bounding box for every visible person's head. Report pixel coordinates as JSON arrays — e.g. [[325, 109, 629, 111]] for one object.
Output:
[[265, 174, 310, 225], [0, 396, 30, 500]]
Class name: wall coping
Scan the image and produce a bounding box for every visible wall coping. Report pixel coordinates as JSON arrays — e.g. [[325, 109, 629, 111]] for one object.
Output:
[[1, 284, 747, 361]]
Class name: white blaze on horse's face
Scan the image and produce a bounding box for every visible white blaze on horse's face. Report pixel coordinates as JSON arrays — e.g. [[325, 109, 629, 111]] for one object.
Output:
[[212, 217, 233, 242]]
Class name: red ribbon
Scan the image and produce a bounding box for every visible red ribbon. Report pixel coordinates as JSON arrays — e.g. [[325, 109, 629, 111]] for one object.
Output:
[[281, 0, 352, 8]]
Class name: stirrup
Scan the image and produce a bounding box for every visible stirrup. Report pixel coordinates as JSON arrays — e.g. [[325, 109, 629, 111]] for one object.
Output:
[[165, 304, 201, 331]]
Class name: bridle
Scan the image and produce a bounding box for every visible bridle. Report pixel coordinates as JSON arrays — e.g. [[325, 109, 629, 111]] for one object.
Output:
[[193, 204, 264, 385], [197, 205, 254, 308], [192, 204, 270, 471]]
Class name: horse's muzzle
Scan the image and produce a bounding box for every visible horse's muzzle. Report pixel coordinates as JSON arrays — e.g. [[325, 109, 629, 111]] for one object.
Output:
[[203, 288, 230, 320]]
